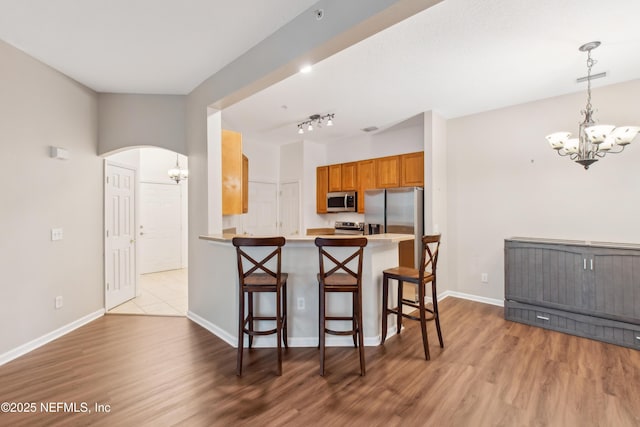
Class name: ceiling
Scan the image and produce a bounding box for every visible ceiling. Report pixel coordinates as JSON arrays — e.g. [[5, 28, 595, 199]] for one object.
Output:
[[2, 0, 640, 147]]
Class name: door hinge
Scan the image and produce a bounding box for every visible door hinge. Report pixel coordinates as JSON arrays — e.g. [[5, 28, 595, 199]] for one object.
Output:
[[106, 176, 110, 184], [106, 230, 109, 237], [107, 282, 110, 290]]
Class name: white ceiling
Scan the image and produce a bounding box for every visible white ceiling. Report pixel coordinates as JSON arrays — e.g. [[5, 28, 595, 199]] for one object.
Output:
[[0, 0, 318, 93], [2, 0, 640, 146]]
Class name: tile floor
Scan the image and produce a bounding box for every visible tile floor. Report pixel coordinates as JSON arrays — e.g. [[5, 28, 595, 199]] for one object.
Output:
[[108, 268, 188, 316]]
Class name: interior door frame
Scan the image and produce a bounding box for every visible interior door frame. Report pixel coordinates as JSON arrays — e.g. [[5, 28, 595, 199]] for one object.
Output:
[[104, 159, 139, 309]]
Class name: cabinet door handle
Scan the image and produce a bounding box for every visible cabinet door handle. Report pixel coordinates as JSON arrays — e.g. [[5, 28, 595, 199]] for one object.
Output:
[[583, 259, 587, 269], [590, 259, 593, 270], [636, 336, 640, 341], [536, 315, 550, 321]]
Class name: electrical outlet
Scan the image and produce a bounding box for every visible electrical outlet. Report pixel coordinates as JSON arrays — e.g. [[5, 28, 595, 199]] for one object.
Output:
[[297, 297, 305, 311], [55, 296, 63, 309], [481, 273, 488, 283]]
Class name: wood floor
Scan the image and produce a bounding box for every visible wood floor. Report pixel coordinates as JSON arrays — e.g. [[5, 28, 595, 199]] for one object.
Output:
[[1, 297, 639, 426]]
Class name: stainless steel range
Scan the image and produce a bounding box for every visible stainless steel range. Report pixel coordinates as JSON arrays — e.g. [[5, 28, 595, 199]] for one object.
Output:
[[334, 221, 365, 235]]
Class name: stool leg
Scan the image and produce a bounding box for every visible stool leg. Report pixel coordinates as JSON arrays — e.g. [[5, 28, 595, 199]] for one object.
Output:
[[432, 278, 444, 348], [237, 288, 245, 376], [248, 292, 254, 349], [352, 293, 357, 347], [317, 281, 321, 349], [397, 279, 404, 335], [319, 283, 326, 376], [356, 289, 366, 376], [381, 273, 389, 344], [276, 286, 283, 376], [282, 281, 289, 349], [419, 281, 430, 360]]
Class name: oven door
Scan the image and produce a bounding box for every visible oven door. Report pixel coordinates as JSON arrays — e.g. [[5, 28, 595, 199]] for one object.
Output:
[[327, 192, 356, 212]]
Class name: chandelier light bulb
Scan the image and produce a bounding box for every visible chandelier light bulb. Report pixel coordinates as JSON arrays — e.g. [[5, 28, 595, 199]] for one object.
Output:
[[308, 124, 313, 131], [298, 127, 304, 135]]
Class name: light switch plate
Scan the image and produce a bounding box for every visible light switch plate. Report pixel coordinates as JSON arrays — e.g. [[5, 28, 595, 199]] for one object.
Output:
[[51, 228, 64, 241]]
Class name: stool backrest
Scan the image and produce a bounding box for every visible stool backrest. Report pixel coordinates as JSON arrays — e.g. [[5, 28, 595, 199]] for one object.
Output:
[[315, 237, 368, 283], [419, 234, 441, 280], [232, 236, 286, 281]]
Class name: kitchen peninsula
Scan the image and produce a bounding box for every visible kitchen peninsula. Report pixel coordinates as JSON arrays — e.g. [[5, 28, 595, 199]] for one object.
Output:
[[195, 233, 414, 348]]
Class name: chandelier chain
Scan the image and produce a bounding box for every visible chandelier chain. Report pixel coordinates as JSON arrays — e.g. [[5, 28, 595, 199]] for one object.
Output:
[[585, 49, 596, 112]]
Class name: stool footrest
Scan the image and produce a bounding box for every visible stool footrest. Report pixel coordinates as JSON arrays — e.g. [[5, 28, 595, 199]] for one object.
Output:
[[385, 307, 435, 322], [325, 328, 358, 336]]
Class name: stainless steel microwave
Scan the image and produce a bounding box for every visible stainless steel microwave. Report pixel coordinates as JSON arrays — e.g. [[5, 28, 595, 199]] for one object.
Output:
[[327, 191, 357, 212]]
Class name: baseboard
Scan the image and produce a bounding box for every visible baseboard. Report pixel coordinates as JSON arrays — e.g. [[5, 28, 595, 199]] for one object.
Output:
[[0, 309, 105, 366], [187, 311, 382, 348], [440, 290, 504, 307], [187, 310, 236, 347]]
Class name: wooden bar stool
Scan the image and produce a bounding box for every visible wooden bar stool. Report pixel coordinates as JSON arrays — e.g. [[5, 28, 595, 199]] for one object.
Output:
[[381, 234, 443, 360], [315, 237, 368, 376], [232, 236, 288, 376]]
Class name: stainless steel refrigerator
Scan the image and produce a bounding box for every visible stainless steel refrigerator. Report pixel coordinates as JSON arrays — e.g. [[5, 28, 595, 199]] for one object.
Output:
[[364, 187, 424, 269]]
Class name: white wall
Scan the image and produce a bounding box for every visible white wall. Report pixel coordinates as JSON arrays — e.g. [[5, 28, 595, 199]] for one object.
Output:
[[0, 40, 102, 357], [325, 115, 424, 164], [447, 79, 640, 302]]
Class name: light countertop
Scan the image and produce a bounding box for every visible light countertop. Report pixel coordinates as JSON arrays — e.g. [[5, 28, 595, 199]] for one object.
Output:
[[199, 233, 414, 244]]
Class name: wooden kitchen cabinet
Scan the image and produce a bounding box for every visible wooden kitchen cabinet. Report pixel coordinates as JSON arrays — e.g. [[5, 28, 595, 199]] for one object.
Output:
[[357, 159, 375, 213], [375, 155, 401, 188], [341, 162, 358, 191], [400, 151, 424, 187], [242, 154, 248, 213], [328, 164, 342, 192], [316, 166, 329, 213], [221, 129, 248, 215]]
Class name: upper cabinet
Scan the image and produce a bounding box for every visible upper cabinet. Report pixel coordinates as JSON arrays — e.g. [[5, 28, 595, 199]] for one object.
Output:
[[242, 154, 249, 213], [341, 162, 358, 191], [316, 151, 423, 213], [222, 129, 248, 215], [400, 151, 424, 187], [357, 160, 376, 213], [328, 164, 342, 192], [316, 166, 329, 214], [375, 155, 401, 188]]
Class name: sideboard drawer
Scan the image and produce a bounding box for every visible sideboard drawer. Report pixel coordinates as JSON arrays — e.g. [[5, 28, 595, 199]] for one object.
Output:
[[505, 300, 640, 349]]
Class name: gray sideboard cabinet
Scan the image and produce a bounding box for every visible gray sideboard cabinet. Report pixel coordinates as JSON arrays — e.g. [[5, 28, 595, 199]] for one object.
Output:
[[504, 237, 640, 349]]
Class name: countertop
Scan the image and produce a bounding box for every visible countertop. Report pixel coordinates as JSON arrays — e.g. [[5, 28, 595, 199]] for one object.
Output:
[[506, 236, 640, 250], [199, 233, 415, 244]]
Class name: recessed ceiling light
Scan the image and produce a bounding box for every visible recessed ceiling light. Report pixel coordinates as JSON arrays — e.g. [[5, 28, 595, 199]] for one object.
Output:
[[299, 65, 312, 74]]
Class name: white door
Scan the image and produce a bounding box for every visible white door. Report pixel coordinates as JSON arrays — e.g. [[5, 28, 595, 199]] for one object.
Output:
[[139, 182, 182, 273], [105, 163, 137, 310], [279, 182, 300, 236], [243, 182, 278, 236]]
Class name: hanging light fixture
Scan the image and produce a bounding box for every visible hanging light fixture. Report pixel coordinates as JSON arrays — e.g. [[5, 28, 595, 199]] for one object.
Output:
[[168, 154, 188, 183], [296, 113, 335, 134], [546, 41, 640, 170]]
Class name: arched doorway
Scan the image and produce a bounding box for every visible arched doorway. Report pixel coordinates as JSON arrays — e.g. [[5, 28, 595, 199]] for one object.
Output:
[[104, 146, 188, 316]]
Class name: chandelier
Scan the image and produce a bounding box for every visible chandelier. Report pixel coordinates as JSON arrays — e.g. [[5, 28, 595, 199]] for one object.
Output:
[[168, 154, 188, 183], [297, 113, 334, 134], [546, 41, 639, 170]]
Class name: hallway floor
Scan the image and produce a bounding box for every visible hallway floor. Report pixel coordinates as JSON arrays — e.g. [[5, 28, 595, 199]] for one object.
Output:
[[108, 268, 187, 316]]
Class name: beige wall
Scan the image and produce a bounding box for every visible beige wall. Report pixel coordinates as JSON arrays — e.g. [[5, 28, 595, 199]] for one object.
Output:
[[447, 79, 640, 301], [98, 93, 186, 155], [0, 40, 102, 356]]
